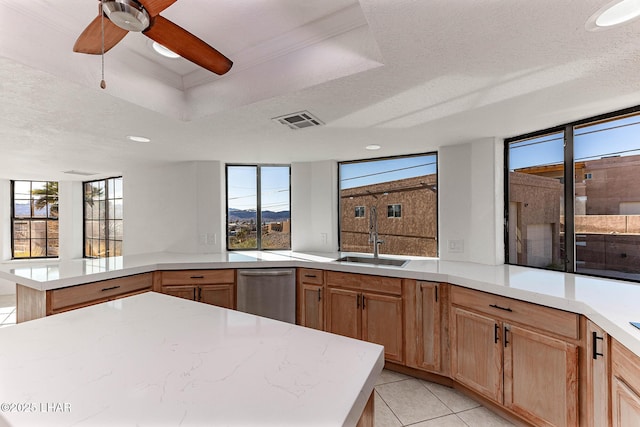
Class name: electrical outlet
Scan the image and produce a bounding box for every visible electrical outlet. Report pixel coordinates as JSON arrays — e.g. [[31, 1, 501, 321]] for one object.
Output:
[[448, 239, 464, 253], [321, 233, 328, 245], [206, 233, 216, 245]]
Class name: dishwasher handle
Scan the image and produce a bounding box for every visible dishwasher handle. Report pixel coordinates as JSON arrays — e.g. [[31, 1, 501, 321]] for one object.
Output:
[[238, 270, 294, 277]]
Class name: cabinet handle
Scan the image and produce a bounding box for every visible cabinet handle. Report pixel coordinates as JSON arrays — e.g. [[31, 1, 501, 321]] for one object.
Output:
[[305, 274, 317, 278], [357, 294, 361, 309], [101, 285, 121, 292], [494, 323, 499, 343], [435, 286, 438, 302], [504, 326, 510, 347], [198, 287, 202, 301], [190, 275, 205, 279], [362, 295, 366, 309], [592, 331, 604, 360], [318, 288, 321, 301], [490, 304, 513, 312]]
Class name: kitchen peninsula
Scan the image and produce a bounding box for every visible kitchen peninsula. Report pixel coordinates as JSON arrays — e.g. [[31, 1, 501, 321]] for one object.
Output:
[[0, 291, 383, 427], [3, 250, 639, 358], [3, 250, 640, 425]]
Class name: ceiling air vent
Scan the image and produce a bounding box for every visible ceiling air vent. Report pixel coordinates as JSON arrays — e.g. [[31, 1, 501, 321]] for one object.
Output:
[[272, 111, 324, 130]]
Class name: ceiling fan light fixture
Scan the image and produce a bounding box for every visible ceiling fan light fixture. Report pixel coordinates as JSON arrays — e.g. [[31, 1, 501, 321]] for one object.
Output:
[[152, 42, 181, 59], [586, 0, 640, 30], [102, 0, 150, 32]]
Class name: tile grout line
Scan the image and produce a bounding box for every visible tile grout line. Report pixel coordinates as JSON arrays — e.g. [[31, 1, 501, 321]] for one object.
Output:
[[373, 389, 403, 427]]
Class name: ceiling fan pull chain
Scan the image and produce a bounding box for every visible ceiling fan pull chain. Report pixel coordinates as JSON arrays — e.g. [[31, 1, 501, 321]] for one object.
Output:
[[100, 0, 106, 89]]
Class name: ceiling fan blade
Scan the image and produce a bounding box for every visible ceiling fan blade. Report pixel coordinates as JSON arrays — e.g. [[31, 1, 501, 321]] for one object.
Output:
[[138, 0, 177, 17], [143, 16, 233, 75], [73, 15, 129, 54]]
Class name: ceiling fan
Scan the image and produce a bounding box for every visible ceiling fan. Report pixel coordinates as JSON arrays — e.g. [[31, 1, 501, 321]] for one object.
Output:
[[73, 0, 233, 75]]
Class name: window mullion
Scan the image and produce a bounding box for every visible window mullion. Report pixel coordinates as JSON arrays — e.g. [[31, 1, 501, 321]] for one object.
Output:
[[256, 166, 262, 250], [564, 125, 575, 273]]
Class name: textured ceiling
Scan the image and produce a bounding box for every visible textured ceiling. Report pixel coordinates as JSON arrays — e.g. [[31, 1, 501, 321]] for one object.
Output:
[[1, 0, 640, 181]]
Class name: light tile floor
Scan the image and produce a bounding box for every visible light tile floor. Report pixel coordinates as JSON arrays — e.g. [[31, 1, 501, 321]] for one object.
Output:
[[0, 294, 16, 328], [374, 370, 514, 427], [0, 294, 513, 425]]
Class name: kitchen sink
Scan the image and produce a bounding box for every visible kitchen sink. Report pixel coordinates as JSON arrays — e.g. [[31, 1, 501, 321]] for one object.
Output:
[[334, 256, 409, 267]]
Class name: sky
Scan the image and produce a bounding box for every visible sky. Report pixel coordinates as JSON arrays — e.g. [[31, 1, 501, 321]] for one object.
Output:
[[509, 114, 640, 170], [339, 153, 437, 190], [227, 165, 290, 212]]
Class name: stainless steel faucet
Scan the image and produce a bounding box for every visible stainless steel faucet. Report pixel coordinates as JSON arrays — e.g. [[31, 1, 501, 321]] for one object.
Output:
[[369, 206, 384, 259]]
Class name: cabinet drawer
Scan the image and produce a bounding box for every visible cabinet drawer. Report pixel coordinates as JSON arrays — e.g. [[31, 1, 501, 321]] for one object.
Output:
[[161, 270, 235, 285], [298, 268, 324, 285], [326, 271, 402, 295], [50, 273, 153, 312], [450, 286, 579, 340]]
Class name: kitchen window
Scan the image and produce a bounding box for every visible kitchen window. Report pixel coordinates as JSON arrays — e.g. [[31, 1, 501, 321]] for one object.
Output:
[[226, 165, 291, 250], [505, 105, 640, 281], [83, 177, 123, 258], [11, 180, 59, 258], [338, 153, 438, 257]]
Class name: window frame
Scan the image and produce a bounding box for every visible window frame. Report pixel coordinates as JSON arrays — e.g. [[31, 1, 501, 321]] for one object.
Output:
[[337, 152, 439, 257], [225, 164, 291, 251], [387, 204, 402, 218], [354, 206, 365, 218], [82, 176, 123, 259], [504, 104, 640, 280], [10, 180, 59, 259]]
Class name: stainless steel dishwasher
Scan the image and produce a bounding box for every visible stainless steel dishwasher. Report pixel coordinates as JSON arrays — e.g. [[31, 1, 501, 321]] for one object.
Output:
[[236, 268, 296, 323]]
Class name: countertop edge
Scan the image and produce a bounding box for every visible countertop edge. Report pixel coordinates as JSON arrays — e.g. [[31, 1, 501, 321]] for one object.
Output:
[[2, 253, 640, 358]]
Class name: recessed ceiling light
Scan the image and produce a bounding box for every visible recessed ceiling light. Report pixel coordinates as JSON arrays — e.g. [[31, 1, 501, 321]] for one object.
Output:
[[127, 135, 151, 143], [586, 0, 640, 30], [366, 144, 381, 150], [152, 42, 181, 59]]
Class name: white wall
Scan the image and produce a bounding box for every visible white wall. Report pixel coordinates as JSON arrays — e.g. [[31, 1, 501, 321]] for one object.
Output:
[[291, 161, 339, 252], [58, 181, 84, 259], [439, 138, 504, 265], [123, 161, 225, 255]]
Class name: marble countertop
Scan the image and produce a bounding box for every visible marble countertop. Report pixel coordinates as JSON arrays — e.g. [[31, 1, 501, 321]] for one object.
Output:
[[1, 250, 640, 358], [0, 292, 384, 427]]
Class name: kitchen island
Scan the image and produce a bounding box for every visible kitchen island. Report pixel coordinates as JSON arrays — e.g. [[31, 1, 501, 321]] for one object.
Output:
[[0, 292, 383, 427]]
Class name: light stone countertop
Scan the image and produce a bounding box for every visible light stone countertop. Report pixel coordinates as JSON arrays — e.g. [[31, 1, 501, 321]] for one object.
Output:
[[1, 250, 640, 357], [0, 291, 384, 427]]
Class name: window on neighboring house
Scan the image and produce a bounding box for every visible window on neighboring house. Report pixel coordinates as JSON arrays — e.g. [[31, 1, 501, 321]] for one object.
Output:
[[11, 181, 59, 258], [339, 153, 438, 257], [355, 206, 365, 218], [506, 106, 640, 281], [226, 165, 291, 250], [83, 177, 123, 258], [387, 204, 402, 218]]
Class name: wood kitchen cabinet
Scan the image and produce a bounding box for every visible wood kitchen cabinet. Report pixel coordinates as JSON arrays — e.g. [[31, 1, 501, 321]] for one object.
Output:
[[450, 286, 580, 426], [17, 273, 154, 322], [582, 319, 609, 427], [297, 268, 325, 330], [611, 338, 640, 426], [326, 271, 403, 363], [159, 270, 235, 310], [404, 280, 448, 375]]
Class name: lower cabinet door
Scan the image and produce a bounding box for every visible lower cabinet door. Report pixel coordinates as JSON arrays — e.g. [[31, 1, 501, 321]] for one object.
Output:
[[362, 292, 403, 363], [326, 288, 361, 340], [450, 307, 503, 403], [163, 285, 197, 301], [199, 284, 234, 309], [612, 377, 640, 426], [301, 284, 324, 330], [503, 324, 578, 427]]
